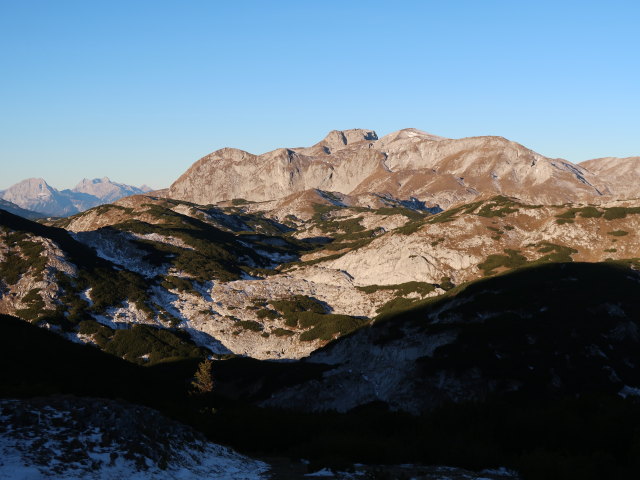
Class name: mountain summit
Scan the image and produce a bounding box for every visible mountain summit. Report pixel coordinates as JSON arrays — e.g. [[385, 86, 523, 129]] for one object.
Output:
[[72, 177, 152, 205], [1, 177, 152, 217], [0, 178, 77, 216], [168, 128, 619, 208]]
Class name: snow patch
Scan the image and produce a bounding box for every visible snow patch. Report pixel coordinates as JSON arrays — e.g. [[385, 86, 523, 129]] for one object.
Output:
[[619, 385, 640, 398]]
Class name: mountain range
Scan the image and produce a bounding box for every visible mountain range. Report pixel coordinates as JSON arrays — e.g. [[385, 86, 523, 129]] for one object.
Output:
[[169, 128, 638, 210], [2, 128, 640, 478], [1, 128, 639, 361], [0, 177, 152, 217]]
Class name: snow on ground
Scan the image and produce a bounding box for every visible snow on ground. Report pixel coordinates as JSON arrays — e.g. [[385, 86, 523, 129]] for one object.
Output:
[[71, 231, 168, 279], [0, 397, 269, 480], [131, 232, 194, 250], [92, 301, 153, 329], [79, 288, 94, 307], [254, 248, 298, 264], [619, 385, 640, 398], [305, 468, 335, 477]]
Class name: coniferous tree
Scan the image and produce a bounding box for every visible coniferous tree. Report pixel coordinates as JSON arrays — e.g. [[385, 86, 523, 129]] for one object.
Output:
[[191, 359, 214, 394]]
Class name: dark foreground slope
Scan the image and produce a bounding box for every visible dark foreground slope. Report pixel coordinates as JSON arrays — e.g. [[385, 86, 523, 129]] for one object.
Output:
[[5, 261, 640, 479], [0, 313, 194, 404]]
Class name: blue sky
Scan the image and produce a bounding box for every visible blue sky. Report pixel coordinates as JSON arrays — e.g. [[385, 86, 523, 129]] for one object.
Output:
[[1, 0, 638, 190]]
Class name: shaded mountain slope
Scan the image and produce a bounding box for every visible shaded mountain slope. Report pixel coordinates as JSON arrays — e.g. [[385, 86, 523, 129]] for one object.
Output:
[[0, 199, 44, 219], [0, 313, 192, 402], [263, 262, 640, 413]]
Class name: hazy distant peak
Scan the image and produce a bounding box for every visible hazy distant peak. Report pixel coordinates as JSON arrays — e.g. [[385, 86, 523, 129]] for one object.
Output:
[[1, 177, 152, 217], [23, 177, 51, 187], [73, 177, 116, 190], [0, 177, 75, 216], [5, 177, 54, 195], [72, 177, 150, 205]]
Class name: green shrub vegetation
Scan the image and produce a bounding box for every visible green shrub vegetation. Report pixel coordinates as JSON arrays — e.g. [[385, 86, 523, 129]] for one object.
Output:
[[608, 230, 629, 237], [161, 275, 194, 292], [272, 327, 295, 337], [533, 242, 577, 264], [428, 205, 467, 224], [357, 281, 436, 297], [478, 242, 577, 277], [270, 295, 326, 327], [236, 320, 264, 332], [605, 258, 640, 269], [556, 206, 603, 220], [93, 204, 134, 216], [439, 276, 455, 291], [394, 220, 424, 235], [93, 324, 205, 365], [0, 232, 48, 285], [602, 206, 640, 220], [299, 315, 369, 341], [430, 237, 445, 246], [426, 198, 519, 225], [376, 296, 423, 316], [230, 198, 254, 205], [270, 295, 326, 315], [477, 198, 519, 217], [15, 288, 47, 321], [478, 249, 527, 275], [256, 308, 279, 320], [295, 253, 345, 267], [374, 207, 425, 220], [268, 294, 367, 341]]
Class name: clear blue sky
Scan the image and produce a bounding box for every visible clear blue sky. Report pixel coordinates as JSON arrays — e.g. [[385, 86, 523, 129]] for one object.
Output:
[[1, 0, 639, 190]]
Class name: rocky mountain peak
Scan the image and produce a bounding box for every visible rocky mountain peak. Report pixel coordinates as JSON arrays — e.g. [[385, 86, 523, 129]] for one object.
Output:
[[316, 129, 378, 153], [71, 177, 152, 205], [10, 177, 52, 193], [167, 127, 640, 208], [75, 176, 111, 186], [0, 178, 63, 214]]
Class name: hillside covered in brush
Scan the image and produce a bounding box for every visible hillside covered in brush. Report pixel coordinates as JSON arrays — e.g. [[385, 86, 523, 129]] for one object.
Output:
[[0, 187, 639, 362]]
